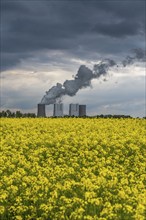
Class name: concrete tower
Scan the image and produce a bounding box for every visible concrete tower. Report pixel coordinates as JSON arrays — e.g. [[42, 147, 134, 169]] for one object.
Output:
[[79, 105, 86, 117], [53, 104, 63, 117], [37, 104, 46, 117], [69, 104, 79, 116]]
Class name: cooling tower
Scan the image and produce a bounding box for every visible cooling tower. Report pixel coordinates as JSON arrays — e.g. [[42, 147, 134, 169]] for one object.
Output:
[[37, 104, 46, 117], [79, 105, 86, 117], [69, 104, 79, 116], [53, 103, 63, 117]]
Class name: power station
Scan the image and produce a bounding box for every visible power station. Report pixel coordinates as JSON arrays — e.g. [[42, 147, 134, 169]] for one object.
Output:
[[69, 104, 79, 116], [37, 103, 86, 117], [79, 105, 86, 117], [37, 104, 46, 117], [53, 103, 63, 117]]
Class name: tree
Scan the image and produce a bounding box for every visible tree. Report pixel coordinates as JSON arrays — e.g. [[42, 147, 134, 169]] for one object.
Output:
[[15, 111, 23, 118]]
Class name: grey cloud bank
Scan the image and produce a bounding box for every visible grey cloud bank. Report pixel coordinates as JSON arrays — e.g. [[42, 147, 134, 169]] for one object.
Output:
[[1, 0, 145, 70]]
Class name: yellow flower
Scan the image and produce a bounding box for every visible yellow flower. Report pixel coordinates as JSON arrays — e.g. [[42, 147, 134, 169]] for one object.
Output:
[[0, 206, 5, 215], [1, 118, 145, 219]]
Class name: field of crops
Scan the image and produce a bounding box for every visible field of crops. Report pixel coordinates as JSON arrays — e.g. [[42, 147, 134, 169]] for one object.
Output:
[[0, 118, 146, 220]]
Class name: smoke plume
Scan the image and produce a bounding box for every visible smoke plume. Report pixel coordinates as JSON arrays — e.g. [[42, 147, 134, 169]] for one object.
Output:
[[41, 48, 145, 104], [122, 48, 145, 66]]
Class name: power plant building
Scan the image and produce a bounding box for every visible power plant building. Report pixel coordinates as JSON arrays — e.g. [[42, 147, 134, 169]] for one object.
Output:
[[69, 104, 79, 116], [37, 103, 86, 117], [37, 104, 46, 117], [53, 103, 63, 117], [79, 105, 86, 116]]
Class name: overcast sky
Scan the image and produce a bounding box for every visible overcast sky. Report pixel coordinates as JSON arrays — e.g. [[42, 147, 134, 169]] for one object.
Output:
[[1, 0, 146, 117]]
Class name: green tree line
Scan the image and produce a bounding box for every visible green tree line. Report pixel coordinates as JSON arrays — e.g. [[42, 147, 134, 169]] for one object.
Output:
[[0, 110, 36, 118]]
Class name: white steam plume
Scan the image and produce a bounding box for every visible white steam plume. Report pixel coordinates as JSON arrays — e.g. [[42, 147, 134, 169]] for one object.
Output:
[[41, 48, 145, 105]]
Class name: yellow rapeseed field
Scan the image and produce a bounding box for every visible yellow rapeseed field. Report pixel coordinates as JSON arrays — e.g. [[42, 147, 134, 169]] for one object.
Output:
[[0, 118, 146, 220]]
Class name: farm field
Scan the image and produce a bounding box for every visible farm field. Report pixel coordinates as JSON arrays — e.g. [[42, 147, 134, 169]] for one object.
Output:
[[0, 118, 146, 220]]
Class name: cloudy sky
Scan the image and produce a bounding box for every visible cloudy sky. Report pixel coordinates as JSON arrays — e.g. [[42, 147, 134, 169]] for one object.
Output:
[[1, 0, 145, 117]]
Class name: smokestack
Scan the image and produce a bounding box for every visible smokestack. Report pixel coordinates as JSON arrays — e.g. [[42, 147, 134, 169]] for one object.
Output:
[[79, 105, 86, 117], [37, 104, 46, 117], [53, 103, 63, 117], [69, 103, 79, 116]]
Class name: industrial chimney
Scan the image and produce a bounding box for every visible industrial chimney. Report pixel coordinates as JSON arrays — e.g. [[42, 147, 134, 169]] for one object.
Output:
[[53, 103, 63, 117], [37, 104, 46, 117], [69, 103, 79, 116], [79, 105, 86, 117]]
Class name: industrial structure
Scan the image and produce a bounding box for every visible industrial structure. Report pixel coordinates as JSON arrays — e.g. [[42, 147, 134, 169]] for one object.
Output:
[[69, 104, 79, 116], [37, 103, 86, 117], [79, 105, 86, 116], [53, 103, 63, 117], [37, 104, 46, 117]]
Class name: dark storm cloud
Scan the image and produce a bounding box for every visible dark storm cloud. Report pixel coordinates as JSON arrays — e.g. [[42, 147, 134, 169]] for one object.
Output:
[[1, 0, 145, 70], [93, 21, 142, 38]]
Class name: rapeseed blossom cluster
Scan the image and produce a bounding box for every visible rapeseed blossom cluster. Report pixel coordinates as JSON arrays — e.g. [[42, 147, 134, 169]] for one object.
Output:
[[0, 118, 146, 219]]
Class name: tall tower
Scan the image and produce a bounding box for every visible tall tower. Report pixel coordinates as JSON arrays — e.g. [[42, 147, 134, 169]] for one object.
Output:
[[37, 104, 46, 117], [53, 104, 63, 117], [69, 104, 79, 116], [79, 105, 86, 117]]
